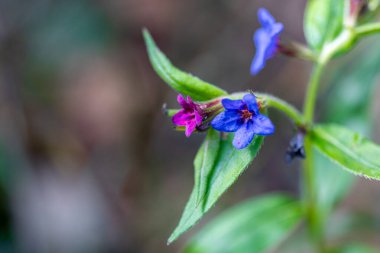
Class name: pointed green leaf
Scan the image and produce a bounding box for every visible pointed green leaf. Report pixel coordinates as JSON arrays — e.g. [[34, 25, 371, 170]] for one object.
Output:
[[310, 124, 380, 180], [168, 134, 265, 244], [324, 36, 380, 133], [183, 194, 303, 253], [194, 129, 220, 204], [313, 148, 354, 219], [143, 29, 227, 101], [304, 0, 345, 50], [314, 35, 380, 227]]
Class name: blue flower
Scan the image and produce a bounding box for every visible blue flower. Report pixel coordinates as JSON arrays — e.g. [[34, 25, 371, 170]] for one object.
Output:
[[250, 8, 284, 75], [211, 94, 275, 149]]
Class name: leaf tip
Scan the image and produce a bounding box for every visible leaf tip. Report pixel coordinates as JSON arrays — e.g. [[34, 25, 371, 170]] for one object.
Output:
[[167, 222, 189, 245], [142, 27, 152, 43], [167, 234, 177, 245]]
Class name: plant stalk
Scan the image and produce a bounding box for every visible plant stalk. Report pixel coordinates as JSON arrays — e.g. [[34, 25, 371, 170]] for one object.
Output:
[[303, 63, 324, 124], [256, 93, 304, 126], [355, 22, 380, 37], [302, 62, 325, 252]]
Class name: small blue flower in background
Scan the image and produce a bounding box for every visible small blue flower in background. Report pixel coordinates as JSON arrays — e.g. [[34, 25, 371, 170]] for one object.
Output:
[[211, 94, 275, 149], [250, 8, 284, 75]]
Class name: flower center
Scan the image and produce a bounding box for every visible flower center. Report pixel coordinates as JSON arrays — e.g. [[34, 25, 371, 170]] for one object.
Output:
[[241, 109, 253, 120]]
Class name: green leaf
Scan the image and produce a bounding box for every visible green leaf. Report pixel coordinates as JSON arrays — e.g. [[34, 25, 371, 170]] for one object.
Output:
[[313, 149, 354, 220], [326, 212, 379, 245], [310, 124, 380, 180], [304, 0, 345, 50], [142, 29, 227, 101], [324, 36, 380, 134], [369, 0, 380, 11], [168, 134, 265, 244], [331, 243, 379, 253], [194, 129, 220, 204], [183, 194, 303, 253], [314, 35, 380, 229]]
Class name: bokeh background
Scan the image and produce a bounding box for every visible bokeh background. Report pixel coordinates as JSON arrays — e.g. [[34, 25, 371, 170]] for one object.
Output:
[[0, 0, 380, 252]]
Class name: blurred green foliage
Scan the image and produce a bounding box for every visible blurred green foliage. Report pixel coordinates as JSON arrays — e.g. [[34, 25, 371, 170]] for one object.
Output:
[[184, 194, 302, 253]]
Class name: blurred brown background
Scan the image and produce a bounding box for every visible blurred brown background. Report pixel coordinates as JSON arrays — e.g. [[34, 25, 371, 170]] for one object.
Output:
[[0, 0, 379, 252]]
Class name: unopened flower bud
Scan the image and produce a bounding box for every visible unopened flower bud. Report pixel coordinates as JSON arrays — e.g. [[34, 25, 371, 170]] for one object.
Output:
[[285, 131, 306, 163]]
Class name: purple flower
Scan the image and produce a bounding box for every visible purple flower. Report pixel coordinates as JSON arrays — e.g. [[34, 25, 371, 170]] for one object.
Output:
[[172, 94, 222, 137], [172, 95, 202, 137], [250, 8, 284, 75], [211, 94, 274, 149]]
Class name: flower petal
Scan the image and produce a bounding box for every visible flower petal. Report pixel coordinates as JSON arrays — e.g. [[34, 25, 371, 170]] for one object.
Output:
[[172, 110, 186, 126], [194, 110, 202, 126], [222, 98, 245, 110], [251, 114, 275, 135], [232, 121, 255, 149], [186, 96, 195, 107], [270, 23, 284, 36], [211, 111, 243, 132], [185, 121, 197, 137], [258, 8, 276, 27], [172, 110, 192, 126], [265, 24, 283, 60], [251, 9, 284, 76], [177, 94, 187, 107], [242, 94, 259, 114], [250, 28, 271, 75]]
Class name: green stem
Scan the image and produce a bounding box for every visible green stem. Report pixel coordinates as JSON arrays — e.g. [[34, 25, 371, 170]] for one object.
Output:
[[300, 26, 356, 247], [319, 29, 355, 65], [300, 26, 361, 249], [302, 63, 325, 252], [303, 63, 324, 123], [304, 136, 326, 252], [256, 93, 304, 126], [355, 22, 380, 37], [300, 21, 376, 251]]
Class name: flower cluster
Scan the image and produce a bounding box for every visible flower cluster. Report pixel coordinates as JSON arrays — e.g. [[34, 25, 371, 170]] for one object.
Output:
[[172, 93, 275, 149], [171, 8, 283, 149]]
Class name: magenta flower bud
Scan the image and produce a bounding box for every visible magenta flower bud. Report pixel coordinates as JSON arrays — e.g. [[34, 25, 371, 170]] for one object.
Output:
[[172, 94, 222, 137]]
